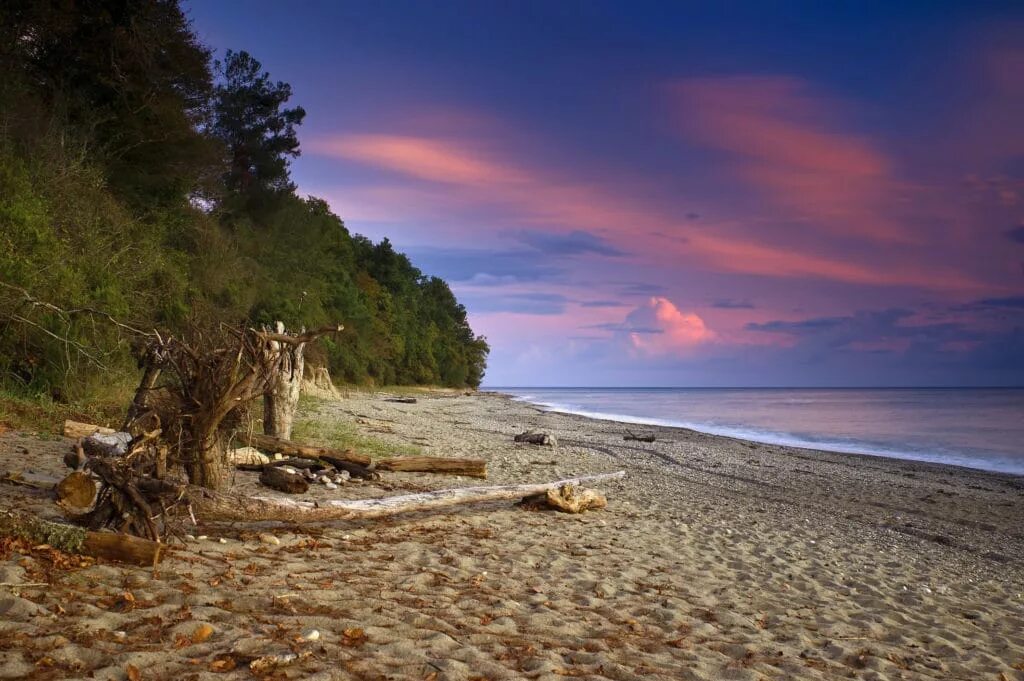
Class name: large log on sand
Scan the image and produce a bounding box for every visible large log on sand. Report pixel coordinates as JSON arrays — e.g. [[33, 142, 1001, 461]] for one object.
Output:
[[234, 432, 371, 466], [375, 456, 487, 479], [0, 509, 164, 566], [179, 471, 625, 523]]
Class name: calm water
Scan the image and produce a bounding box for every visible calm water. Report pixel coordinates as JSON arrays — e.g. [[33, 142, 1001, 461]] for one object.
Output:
[[496, 387, 1024, 476]]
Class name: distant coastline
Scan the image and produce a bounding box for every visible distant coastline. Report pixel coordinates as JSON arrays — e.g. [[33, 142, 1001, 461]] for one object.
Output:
[[492, 386, 1024, 477]]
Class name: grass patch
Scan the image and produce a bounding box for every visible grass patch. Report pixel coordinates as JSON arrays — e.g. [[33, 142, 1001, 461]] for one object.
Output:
[[293, 394, 422, 458], [0, 385, 133, 437], [341, 384, 464, 397]]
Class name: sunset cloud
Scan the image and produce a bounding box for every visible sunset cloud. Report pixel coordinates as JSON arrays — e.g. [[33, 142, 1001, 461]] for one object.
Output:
[[311, 129, 987, 292], [315, 134, 525, 186], [670, 76, 907, 242], [623, 297, 715, 355]]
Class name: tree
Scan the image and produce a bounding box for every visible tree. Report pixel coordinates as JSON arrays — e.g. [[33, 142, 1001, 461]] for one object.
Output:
[[211, 50, 305, 207], [0, 0, 219, 207]]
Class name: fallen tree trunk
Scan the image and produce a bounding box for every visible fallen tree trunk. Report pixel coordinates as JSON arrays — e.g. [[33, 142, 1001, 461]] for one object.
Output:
[[0, 509, 164, 566], [375, 456, 487, 479], [63, 420, 115, 439], [176, 471, 625, 523], [234, 432, 372, 466]]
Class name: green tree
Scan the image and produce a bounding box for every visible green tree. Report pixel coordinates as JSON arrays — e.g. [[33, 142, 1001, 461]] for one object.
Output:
[[211, 50, 305, 208], [0, 0, 218, 207]]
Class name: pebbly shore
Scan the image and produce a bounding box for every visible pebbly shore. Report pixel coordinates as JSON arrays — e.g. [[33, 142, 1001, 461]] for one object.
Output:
[[0, 390, 1022, 680]]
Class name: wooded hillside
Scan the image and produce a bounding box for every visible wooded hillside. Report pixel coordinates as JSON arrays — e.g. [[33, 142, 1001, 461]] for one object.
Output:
[[0, 1, 489, 397]]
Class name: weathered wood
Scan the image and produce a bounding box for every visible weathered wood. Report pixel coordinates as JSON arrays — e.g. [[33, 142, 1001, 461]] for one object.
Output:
[[375, 456, 487, 479], [235, 432, 371, 466], [55, 471, 97, 514], [122, 359, 161, 431], [0, 509, 164, 566], [514, 431, 557, 446], [317, 455, 380, 480], [624, 430, 656, 443], [544, 484, 607, 513], [228, 446, 269, 466], [255, 324, 343, 347], [383, 397, 417, 404], [184, 471, 626, 523], [258, 466, 309, 494], [63, 420, 115, 439], [263, 321, 304, 440]]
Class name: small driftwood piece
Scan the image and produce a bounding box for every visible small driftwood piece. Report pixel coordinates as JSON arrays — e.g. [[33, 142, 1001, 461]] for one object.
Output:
[[514, 431, 557, 446], [0, 509, 164, 566], [163, 471, 625, 523], [519, 484, 608, 513], [624, 429, 656, 443], [55, 471, 98, 514], [383, 397, 417, 404], [62, 420, 116, 439], [375, 456, 487, 479], [318, 455, 380, 480], [235, 432, 371, 466], [258, 467, 309, 494]]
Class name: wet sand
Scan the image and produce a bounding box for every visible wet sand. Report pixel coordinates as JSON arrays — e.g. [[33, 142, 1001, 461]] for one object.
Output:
[[1, 390, 1023, 680]]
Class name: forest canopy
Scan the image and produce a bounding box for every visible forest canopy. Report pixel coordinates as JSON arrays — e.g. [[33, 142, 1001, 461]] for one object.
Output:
[[0, 0, 489, 396]]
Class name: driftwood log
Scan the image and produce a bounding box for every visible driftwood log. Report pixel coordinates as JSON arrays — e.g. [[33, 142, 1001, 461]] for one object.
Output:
[[383, 397, 417, 404], [63, 420, 115, 439], [514, 431, 557, 446], [0, 509, 164, 566], [374, 456, 487, 479], [519, 484, 608, 513], [259, 466, 310, 494], [318, 455, 380, 480], [137, 471, 626, 524], [624, 430, 656, 443], [55, 471, 98, 512], [235, 432, 371, 466]]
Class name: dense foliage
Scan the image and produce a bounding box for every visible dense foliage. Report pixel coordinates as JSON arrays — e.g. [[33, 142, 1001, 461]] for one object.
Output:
[[0, 0, 488, 397]]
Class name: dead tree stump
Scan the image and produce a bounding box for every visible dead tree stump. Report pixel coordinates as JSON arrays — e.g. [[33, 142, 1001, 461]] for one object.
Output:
[[263, 321, 305, 440]]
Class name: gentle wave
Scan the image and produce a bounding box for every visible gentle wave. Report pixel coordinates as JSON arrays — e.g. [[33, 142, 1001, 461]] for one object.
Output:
[[506, 389, 1024, 476]]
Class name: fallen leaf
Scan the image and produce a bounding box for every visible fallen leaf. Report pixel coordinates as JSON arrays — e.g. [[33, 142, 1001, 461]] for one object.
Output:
[[126, 664, 142, 681], [209, 657, 236, 673], [341, 627, 367, 647], [191, 623, 214, 643]]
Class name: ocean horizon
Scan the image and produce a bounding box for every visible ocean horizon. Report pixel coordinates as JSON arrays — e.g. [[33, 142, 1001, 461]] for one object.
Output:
[[491, 386, 1024, 476]]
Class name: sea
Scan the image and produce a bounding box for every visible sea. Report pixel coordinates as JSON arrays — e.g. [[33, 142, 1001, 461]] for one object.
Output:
[[495, 387, 1024, 476]]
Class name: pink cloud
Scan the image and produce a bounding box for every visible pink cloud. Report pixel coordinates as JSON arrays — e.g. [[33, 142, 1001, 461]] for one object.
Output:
[[624, 297, 714, 355], [309, 123, 992, 293], [315, 134, 526, 186], [670, 76, 908, 242]]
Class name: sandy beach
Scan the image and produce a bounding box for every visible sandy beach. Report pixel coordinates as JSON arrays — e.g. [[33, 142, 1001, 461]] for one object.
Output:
[[1, 390, 1023, 680]]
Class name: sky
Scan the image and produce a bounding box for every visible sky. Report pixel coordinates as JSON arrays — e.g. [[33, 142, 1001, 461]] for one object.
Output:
[[185, 1, 1024, 387]]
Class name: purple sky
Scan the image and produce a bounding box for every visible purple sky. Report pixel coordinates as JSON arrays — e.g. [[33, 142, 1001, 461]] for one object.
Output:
[[186, 1, 1024, 386]]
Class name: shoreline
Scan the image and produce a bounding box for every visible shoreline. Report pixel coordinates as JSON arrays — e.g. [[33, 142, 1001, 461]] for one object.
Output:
[[1, 389, 1022, 680], [491, 389, 1024, 480]]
